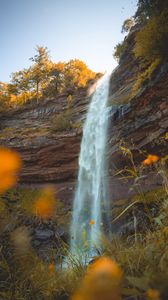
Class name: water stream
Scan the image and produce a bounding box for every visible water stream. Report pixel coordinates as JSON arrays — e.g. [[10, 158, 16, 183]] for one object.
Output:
[[70, 75, 111, 257]]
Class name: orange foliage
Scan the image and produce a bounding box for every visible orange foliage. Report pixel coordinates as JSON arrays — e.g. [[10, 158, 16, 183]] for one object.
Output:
[[14, 91, 36, 105], [0, 147, 22, 193], [143, 154, 160, 166], [147, 288, 161, 300], [33, 187, 56, 219]]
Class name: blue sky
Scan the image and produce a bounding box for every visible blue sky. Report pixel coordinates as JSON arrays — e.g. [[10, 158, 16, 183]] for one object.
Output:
[[0, 0, 137, 82]]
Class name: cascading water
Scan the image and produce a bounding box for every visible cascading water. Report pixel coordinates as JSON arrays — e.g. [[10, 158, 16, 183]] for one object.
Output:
[[70, 74, 111, 256]]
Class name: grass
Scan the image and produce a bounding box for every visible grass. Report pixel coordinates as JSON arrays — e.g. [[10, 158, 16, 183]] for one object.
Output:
[[0, 127, 50, 141], [0, 185, 168, 299]]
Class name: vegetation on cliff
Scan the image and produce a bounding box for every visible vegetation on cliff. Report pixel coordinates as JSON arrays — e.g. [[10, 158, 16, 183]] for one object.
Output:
[[114, 0, 168, 71], [0, 47, 97, 111]]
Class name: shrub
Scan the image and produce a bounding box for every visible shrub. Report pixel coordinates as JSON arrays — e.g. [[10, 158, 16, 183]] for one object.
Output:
[[0, 95, 9, 112], [121, 18, 135, 33], [134, 10, 168, 63], [113, 40, 127, 62], [51, 111, 72, 132], [67, 94, 74, 108], [132, 58, 161, 95]]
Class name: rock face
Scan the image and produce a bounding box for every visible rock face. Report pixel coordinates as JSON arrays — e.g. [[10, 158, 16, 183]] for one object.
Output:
[[107, 29, 168, 203], [0, 29, 168, 207], [0, 89, 90, 203]]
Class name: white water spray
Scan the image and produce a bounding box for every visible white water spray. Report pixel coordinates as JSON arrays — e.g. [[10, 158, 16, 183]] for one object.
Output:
[[70, 75, 111, 256]]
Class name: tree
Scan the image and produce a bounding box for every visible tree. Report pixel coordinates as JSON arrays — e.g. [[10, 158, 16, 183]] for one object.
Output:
[[121, 18, 135, 33], [113, 41, 127, 62], [43, 59, 96, 98], [11, 69, 31, 94], [1, 47, 97, 109], [134, 10, 168, 62], [49, 62, 65, 94], [0, 82, 9, 110], [10, 46, 52, 103], [64, 59, 96, 91], [29, 46, 52, 101], [134, 0, 168, 23]]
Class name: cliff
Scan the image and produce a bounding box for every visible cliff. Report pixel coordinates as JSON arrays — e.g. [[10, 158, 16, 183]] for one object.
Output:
[[0, 89, 90, 203], [107, 29, 168, 203], [0, 29, 168, 208]]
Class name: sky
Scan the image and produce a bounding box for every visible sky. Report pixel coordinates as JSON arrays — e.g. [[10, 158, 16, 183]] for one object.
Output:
[[0, 0, 137, 82]]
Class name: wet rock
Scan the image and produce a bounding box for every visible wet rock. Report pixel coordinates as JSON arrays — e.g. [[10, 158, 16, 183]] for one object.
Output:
[[55, 226, 65, 238], [34, 229, 54, 240], [33, 240, 41, 247]]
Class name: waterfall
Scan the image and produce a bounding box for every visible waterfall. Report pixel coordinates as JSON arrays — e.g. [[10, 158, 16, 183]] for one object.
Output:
[[70, 74, 111, 257]]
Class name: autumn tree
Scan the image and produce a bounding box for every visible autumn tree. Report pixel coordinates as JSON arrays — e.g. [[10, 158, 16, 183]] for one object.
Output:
[[0, 82, 9, 111], [1, 47, 97, 109], [11, 69, 31, 94], [29, 46, 52, 101], [11, 46, 52, 102], [43, 59, 96, 98], [43, 62, 65, 97], [64, 59, 96, 91]]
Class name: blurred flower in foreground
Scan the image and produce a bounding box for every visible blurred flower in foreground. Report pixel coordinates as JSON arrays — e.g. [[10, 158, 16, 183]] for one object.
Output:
[[89, 220, 95, 226], [48, 262, 55, 275], [143, 154, 159, 166], [11, 226, 31, 254], [85, 256, 123, 283], [33, 186, 56, 219], [72, 256, 123, 300], [147, 288, 161, 300], [0, 147, 22, 194]]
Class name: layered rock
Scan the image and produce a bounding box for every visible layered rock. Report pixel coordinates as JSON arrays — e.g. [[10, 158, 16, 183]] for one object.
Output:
[[0, 90, 89, 193], [107, 29, 168, 204]]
